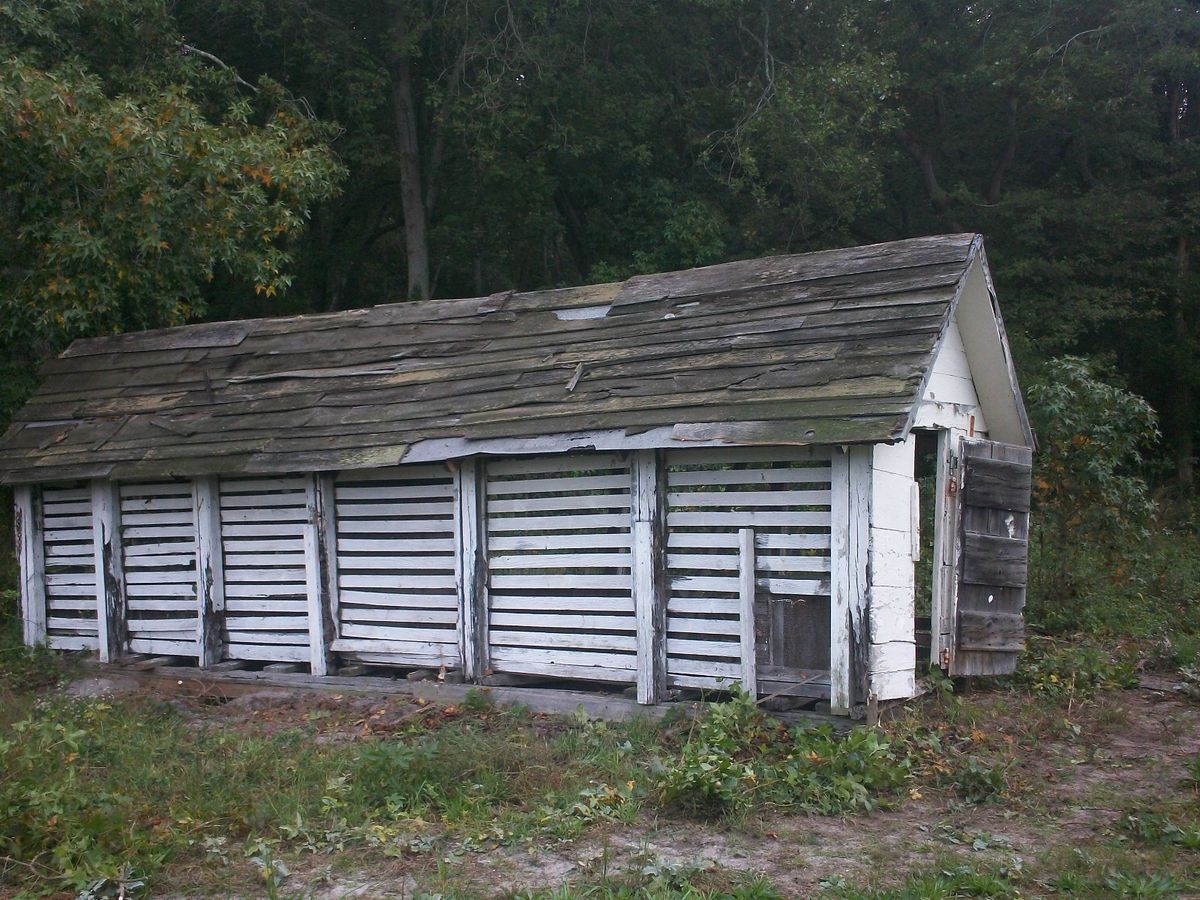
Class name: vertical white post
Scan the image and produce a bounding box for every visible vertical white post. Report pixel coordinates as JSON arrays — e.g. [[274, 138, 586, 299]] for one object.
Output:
[[632, 449, 666, 705], [738, 527, 757, 698], [91, 480, 126, 662], [193, 476, 226, 668], [15, 485, 47, 646], [317, 473, 340, 651], [848, 446, 872, 717], [455, 458, 488, 681], [303, 474, 331, 676], [829, 448, 851, 714]]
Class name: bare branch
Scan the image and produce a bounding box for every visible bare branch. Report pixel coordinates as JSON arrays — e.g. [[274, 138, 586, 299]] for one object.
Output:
[[179, 43, 259, 93]]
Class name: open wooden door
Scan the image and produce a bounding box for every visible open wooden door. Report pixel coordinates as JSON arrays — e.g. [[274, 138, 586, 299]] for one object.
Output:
[[949, 439, 1032, 676]]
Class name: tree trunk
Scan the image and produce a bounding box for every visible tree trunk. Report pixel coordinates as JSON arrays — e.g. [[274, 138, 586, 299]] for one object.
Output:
[[388, 54, 432, 301], [1174, 233, 1195, 491]]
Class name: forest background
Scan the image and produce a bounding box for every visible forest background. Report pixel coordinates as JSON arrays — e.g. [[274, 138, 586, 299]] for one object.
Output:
[[1, 0, 1198, 650]]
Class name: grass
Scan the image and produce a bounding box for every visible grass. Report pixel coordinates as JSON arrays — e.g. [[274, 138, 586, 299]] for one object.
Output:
[[4, 535, 1200, 898]]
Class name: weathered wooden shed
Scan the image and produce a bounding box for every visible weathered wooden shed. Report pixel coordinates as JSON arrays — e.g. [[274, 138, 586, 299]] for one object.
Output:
[[2, 233, 1033, 716]]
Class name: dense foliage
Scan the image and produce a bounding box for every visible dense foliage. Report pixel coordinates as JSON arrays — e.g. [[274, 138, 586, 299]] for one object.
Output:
[[0, 0, 1197, 485]]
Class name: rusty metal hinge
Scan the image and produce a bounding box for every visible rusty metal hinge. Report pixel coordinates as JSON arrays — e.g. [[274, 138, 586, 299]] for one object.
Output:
[[940, 647, 951, 670]]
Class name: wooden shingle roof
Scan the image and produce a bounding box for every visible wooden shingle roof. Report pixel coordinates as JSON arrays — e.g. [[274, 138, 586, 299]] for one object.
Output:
[[0, 233, 991, 484]]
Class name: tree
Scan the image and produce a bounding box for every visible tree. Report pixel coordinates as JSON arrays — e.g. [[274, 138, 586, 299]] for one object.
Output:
[[0, 0, 343, 424]]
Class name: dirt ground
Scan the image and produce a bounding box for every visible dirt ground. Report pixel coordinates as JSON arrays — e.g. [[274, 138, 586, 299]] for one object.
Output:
[[64, 673, 1200, 898]]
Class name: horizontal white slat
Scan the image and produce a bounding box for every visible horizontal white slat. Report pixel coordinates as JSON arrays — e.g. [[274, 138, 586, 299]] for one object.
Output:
[[758, 576, 829, 597], [487, 453, 628, 477], [334, 463, 450, 484], [47, 634, 99, 650], [38, 597, 94, 611], [335, 554, 456, 571], [490, 647, 635, 675], [220, 477, 307, 495], [666, 658, 741, 678], [226, 598, 308, 614], [338, 624, 457, 644], [223, 615, 310, 631], [339, 573, 457, 590], [488, 658, 636, 683], [43, 528, 93, 543], [667, 638, 741, 659], [124, 569, 199, 585], [335, 501, 454, 520], [488, 532, 631, 552], [488, 552, 632, 571], [486, 513, 631, 533], [120, 482, 191, 498], [125, 584, 195, 599], [225, 630, 308, 645], [121, 495, 193, 512], [41, 500, 92, 515], [489, 596, 634, 614], [123, 525, 196, 539], [490, 630, 636, 652], [127, 619, 197, 634], [341, 650, 460, 667], [668, 673, 732, 690], [45, 544, 94, 559], [337, 537, 455, 554], [335, 518, 452, 535], [225, 644, 309, 662], [221, 523, 305, 538], [489, 612, 635, 631], [46, 583, 98, 597], [490, 573, 630, 590], [334, 483, 454, 502], [489, 493, 630, 514], [668, 553, 831, 574], [44, 572, 98, 586], [208, 552, 305, 568], [223, 584, 306, 599], [127, 638, 198, 656], [120, 511, 195, 528], [337, 589, 458, 608], [225, 567, 308, 583], [668, 467, 832, 487], [341, 607, 458, 625], [486, 472, 630, 497], [123, 554, 196, 569], [123, 539, 196, 557], [666, 617, 740, 636], [128, 598, 197, 612], [667, 511, 829, 528], [221, 507, 307, 525], [668, 446, 829, 465], [213, 538, 303, 553], [669, 574, 739, 593], [667, 597, 738, 614], [43, 487, 89, 502], [47, 616, 98, 631], [667, 490, 830, 508], [42, 514, 93, 529], [330, 638, 461, 659]]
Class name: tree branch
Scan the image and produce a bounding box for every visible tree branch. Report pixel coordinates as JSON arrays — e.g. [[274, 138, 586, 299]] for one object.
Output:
[[179, 43, 259, 93]]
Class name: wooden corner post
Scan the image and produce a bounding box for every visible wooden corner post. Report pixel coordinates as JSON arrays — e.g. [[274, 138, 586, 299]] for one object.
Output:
[[303, 474, 334, 676], [738, 527, 757, 699], [632, 449, 667, 705], [455, 458, 489, 681], [193, 476, 226, 668], [15, 485, 47, 647], [91, 480, 127, 662], [830, 446, 871, 716]]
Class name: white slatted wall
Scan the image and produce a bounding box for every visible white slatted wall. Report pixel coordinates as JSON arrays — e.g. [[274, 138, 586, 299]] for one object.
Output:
[[485, 453, 637, 683], [120, 482, 199, 657], [40, 484, 99, 650], [665, 447, 833, 690], [333, 465, 460, 667], [220, 477, 311, 663]]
